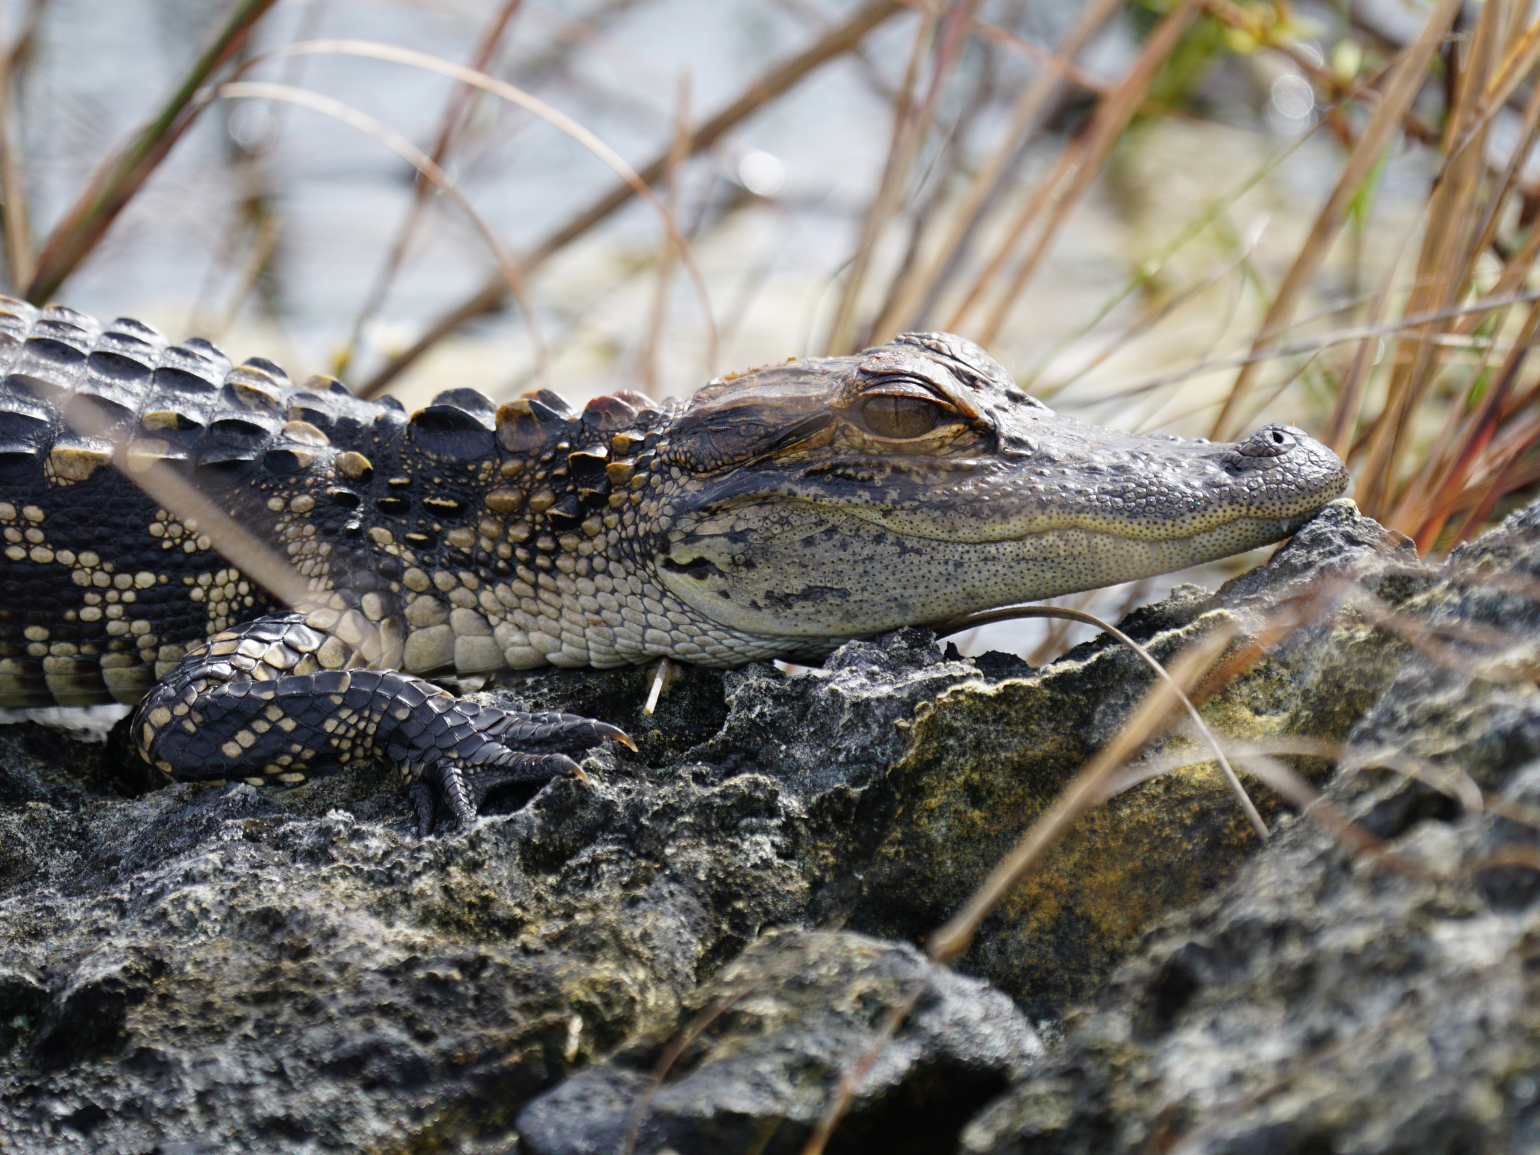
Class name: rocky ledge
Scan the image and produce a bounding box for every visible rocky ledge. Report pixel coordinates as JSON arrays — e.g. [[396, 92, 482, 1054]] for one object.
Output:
[[2, 496, 1535, 1153]]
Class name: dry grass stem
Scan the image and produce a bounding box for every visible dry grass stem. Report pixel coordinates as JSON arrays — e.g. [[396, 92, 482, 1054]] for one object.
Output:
[[276, 38, 714, 384], [356, 0, 904, 397], [927, 621, 1238, 967], [935, 602, 1269, 839], [0, 8, 33, 290], [822, 0, 946, 356], [1213, 0, 1464, 442], [868, 0, 1121, 345], [641, 75, 691, 395], [970, 0, 1204, 348], [25, 0, 280, 304], [217, 80, 550, 389], [333, 0, 525, 379], [61, 398, 311, 613]]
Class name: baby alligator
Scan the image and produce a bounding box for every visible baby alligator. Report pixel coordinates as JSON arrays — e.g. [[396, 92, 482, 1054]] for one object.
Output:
[[0, 299, 1348, 831]]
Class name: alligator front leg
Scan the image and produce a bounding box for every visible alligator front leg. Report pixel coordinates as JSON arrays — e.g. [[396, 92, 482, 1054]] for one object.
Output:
[[132, 611, 628, 834]]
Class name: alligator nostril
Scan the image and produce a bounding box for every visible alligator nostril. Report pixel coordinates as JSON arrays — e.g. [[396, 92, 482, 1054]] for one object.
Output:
[[1235, 427, 1296, 459]]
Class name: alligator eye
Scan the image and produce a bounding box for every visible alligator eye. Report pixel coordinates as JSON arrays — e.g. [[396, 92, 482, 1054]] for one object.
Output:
[[859, 395, 940, 439]]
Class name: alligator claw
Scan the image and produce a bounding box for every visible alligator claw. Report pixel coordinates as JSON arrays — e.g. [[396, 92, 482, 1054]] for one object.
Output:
[[409, 708, 619, 833], [593, 721, 636, 751]]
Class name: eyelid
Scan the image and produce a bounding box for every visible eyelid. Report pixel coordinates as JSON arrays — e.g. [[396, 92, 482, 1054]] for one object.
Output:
[[859, 377, 958, 412]]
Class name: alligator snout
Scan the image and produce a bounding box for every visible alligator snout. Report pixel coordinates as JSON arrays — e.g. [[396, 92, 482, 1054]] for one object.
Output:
[[1220, 423, 1350, 509]]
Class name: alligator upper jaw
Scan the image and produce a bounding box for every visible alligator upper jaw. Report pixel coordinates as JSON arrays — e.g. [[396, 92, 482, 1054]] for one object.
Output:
[[824, 491, 1336, 547]]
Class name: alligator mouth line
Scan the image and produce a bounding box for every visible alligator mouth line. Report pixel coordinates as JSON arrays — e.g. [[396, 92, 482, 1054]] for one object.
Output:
[[721, 493, 1316, 549]]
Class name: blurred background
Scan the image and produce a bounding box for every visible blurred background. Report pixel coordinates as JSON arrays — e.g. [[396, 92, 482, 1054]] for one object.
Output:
[[0, 0, 1528, 663]]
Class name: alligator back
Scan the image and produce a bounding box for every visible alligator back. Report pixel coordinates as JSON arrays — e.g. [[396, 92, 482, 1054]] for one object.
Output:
[[0, 299, 401, 708]]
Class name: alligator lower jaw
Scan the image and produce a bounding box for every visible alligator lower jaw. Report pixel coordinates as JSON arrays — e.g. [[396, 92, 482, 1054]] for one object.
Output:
[[660, 509, 1322, 642]]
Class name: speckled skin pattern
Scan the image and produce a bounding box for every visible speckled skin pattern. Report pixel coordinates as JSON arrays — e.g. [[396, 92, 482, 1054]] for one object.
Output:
[[0, 299, 1347, 830]]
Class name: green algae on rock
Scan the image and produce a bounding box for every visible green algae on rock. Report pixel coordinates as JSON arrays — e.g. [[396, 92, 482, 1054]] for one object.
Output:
[[962, 499, 1540, 1155]]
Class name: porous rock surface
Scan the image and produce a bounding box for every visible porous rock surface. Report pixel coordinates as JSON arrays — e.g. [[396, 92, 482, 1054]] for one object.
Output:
[[963, 498, 1540, 1155], [0, 496, 1473, 1153], [518, 929, 1042, 1155]]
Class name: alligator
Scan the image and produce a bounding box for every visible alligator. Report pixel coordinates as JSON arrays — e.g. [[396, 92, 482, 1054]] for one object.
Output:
[[0, 299, 1349, 831]]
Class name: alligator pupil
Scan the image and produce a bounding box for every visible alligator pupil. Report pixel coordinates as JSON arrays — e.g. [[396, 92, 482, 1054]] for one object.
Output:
[[861, 396, 938, 439]]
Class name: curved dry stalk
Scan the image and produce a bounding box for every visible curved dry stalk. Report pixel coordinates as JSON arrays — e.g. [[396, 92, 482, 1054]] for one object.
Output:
[[798, 978, 928, 1155], [1212, 0, 1465, 442], [1235, 751, 1428, 877], [934, 602, 1269, 840], [796, 626, 1243, 1150], [618, 933, 851, 1155], [865, 0, 1121, 345], [970, 0, 1206, 348], [334, 0, 525, 380], [928, 622, 1238, 967], [821, 0, 941, 356], [353, 0, 903, 396], [1097, 735, 1340, 801], [1073, 289, 1540, 408], [1470, 843, 1540, 875], [1105, 737, 1487, 822], [1075, 232, 1267, 428], [271, 38, 717, 380], [0, 2, 40, 289], [26, 0, 280, 304], [216, 80, 549, 391], [61, 390, 311, 613]]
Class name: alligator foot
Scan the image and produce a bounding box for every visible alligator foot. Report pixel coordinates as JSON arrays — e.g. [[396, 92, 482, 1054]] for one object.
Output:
[[134, 624, 631, 834], [390, 704, 631, 835]]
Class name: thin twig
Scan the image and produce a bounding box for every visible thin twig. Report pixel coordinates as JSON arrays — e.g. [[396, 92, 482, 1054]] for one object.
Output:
[[928, 623, 1238, 966], [333, 0, 524, 379], [0, 6, 34, 290], [353, 0, 904, 397], [217, 80, 547, 383], [641, 75, 690, 394], [274, 38, 713, 386], [934, 603, 1269, 840], [25, 0, 280, 304], [1212, 0, 1465, 441]]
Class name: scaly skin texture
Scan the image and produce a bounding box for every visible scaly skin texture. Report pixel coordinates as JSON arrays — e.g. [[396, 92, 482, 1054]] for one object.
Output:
[[0, 301, 1348, 830]]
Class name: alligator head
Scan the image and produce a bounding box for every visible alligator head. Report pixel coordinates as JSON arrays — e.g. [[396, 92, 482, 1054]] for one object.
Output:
[[651, 331, 1348, 641]]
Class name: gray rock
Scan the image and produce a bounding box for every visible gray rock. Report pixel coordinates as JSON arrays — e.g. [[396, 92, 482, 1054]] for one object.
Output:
[[819, 499, 1418, 1019], [961, 499, 1540, 1154], [0, 497, 1442, 1153], [517, 929, 1042, 1155]]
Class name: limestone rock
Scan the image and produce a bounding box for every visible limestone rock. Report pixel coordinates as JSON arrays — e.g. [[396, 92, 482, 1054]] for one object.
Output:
[[961, 499, 1540, 1155], [0, 498, 1441, 1152], [821, 499, 1417, 1018], [518, 929, 1041, 1155]]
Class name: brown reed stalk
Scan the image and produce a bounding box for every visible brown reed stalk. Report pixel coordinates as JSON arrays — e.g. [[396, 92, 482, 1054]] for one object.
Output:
[[356, 0, 904, 397], [25, 0, 279, 305], [1210, 0, 1463, 443]]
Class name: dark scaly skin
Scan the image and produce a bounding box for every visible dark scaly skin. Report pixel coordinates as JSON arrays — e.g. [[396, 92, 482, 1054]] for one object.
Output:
[[0, 299, 1349, 832]]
